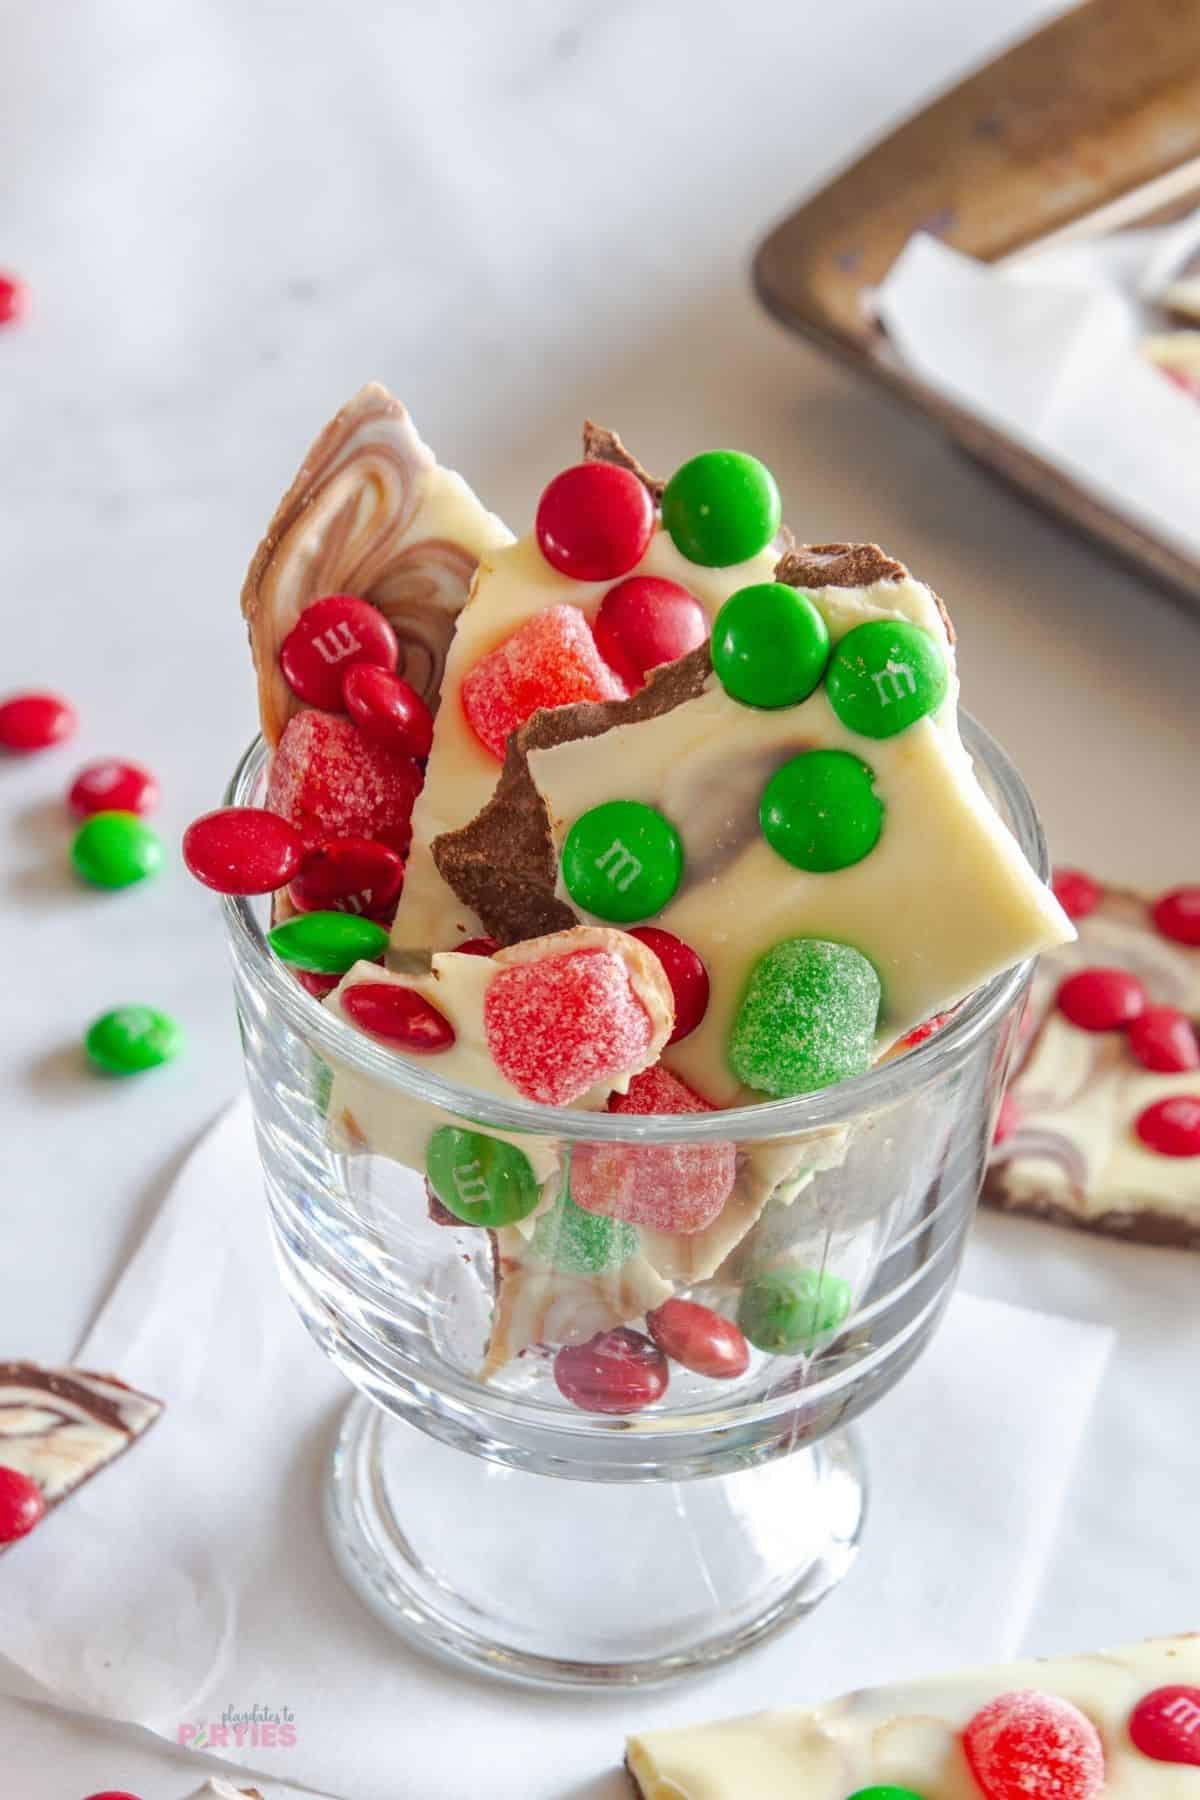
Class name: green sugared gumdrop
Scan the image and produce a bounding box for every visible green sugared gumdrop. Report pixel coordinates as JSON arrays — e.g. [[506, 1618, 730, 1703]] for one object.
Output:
[[531, 1186, 639, 1275], [737, 1265, 852, 1354], [425, 1126, 540, 1229], [825, 619, 948, 739], [729, 938, 880, 1097], [661, 450, 782, 568]]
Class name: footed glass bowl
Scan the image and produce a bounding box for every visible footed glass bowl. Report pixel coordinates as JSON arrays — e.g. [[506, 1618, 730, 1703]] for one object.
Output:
[[223, 715, 1042, 1688]]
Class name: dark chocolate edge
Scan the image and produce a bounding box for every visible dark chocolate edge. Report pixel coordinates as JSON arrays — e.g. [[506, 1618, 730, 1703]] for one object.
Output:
[[581, 420, 665, 501], [981, 1173, 1200, 1251], [774, 541, 956, 645], [0, 1362, 164, 1434]]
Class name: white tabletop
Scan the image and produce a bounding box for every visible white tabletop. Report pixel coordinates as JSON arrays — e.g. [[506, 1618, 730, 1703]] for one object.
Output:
[[3, 1, 1199, 1795]]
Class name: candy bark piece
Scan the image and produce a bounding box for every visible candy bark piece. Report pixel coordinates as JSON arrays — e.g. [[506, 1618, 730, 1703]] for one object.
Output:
[[0, 1362, 163, 1550], [986, 881, 1200, 1248], [626, 1634, 1200, 1799], [483, 1225, 671, 1378], [436, 542, 1071, 1103], [242, 382, 511, 746], [391, 424, 784, 956]]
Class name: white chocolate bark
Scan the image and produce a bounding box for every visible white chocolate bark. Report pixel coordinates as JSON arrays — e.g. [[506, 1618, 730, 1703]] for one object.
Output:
[[390, 524, 782, 956], [988, 886, 1200, 1235], [242, 382, 511, 745], [483, 1232, 672, 1378], [527, 568, 1071, 1104], [0, 1363, 162, 1522], [627, 1634, 1200, 1798]]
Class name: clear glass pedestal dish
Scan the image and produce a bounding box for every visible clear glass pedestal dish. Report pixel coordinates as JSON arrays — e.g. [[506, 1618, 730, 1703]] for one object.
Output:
[[223, 715, 1043, 1689]]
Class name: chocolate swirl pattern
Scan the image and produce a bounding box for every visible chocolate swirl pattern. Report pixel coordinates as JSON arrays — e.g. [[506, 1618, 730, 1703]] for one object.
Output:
[[241, 383, 510, 744], [0, 1361, 163, 1543]]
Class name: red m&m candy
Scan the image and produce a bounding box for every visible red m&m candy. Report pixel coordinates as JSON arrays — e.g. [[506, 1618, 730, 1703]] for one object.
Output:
[[68, 759, 158, 819], [553, 1328, 669, 1414], [1129, 1685, 1200, 1763], [279, 594, 398, 711], [594, 576, 708, 690], [0, 1466, 45, 1544], [266, 711, 423, 854], [342, 664, 434, 761], [628, 927, 710, 1045], [963, 1691, 1105, 1800], [0, 690, 77, 753], [183, 807, 305, 895], [0, 273, 29, 326], [1056, 967, 1146, 1032], [535, 462, 655, 582], [1152, 886, 1200, 947], [289, 837, 404, 921], [342, 982, 456, 1052], [1135, 1096, 1200, 1157], [456, 936, 499, 957], [461, 604, 625, 761], [647, 1299, 750, 1380], [295, 968, 341, 999], [1052, 868, 1101, 921], [1127, 1006, 1200, 1074], [80, 1793, 145, 1800]]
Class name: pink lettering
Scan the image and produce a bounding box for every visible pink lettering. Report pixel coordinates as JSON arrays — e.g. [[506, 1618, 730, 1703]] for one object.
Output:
[[279, 1723, 298, 1747], [209, 1724, 230, 1748], [176, 1724, 197, 1746], [261, 1722, 279, 1747]]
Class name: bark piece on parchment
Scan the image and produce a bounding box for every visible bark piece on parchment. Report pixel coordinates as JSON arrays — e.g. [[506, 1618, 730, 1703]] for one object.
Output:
[[241, 382, 510, 745]]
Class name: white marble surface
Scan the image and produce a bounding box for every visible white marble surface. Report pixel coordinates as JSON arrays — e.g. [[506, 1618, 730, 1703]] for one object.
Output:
[[2, 1, 1199, 1796]]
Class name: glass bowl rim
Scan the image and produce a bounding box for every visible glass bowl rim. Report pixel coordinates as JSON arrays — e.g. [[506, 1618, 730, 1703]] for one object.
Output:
[[221, 711, 1048, 1146]]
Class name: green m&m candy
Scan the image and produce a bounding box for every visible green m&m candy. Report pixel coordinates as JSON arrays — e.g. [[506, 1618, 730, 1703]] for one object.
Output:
[[85, 1005, 183, 1075], [826, 619, 948, 739], [760, 749, 883, 873], [661, 450, 781, 568], [729, 937, 881, 1097], [736, 1265, 852, 1355], [71, 811, 163, 889], [712, 583, 830, 709], [562, 800, 683, 924], [425, 1126, 540, 1228], [268, 910, 390, 975], [847, 1788, 928, 1799], [531, 1187, 639, 1275]]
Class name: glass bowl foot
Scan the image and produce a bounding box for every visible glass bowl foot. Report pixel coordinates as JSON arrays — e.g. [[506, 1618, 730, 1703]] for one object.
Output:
[[324, 1394, 866, 1690]]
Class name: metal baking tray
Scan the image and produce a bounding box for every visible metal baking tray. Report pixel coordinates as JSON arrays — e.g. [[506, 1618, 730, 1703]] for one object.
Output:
[[753, 0, 1200, 609]]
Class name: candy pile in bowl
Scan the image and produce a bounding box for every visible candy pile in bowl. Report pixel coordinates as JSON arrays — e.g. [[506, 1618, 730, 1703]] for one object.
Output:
[[183, 385, 1073, 1415]]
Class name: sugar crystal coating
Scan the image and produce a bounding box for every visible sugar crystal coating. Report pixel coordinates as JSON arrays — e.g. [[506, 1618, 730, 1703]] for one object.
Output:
[[531, 1187, 639, 1273], [570, 1063, 734, 1235], [483, 947, 655, 1105], [963, 1691, 1105, 1800], [730, 938, 881, 1097], [266, 709, 422, 853], [461, 604, 626, 760]]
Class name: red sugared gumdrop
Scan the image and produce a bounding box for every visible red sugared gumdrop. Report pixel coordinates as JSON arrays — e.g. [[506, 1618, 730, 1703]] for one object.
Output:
[[553, 1327, 668, 1414], [535, 463, 655, 582], [1127, 1006, 1200, 1074], [482, 949, 653, 1106], [647, 1298, 749, 1379], [0, 1466, 45, 1544], [964, 1691, 1105, 1800], [570, 1064, 736, 1234], [279, 594, 398, 711], [289, 837, 405, 921], [266, 711, 423, 855], [594, 576, 708, 690], [1056, 967, 1146, 1032], [1152, 886, 1200, 947], [461, 604, 626, 760], [1052, 868, 1101, 921], [1129, 1686, 1200, 1764], [628, 927, 709, 1045], [1135, 1096, 1200, 1157]]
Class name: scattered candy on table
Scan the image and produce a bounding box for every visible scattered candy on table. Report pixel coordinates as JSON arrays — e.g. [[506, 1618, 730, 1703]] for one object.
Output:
[[0, 690, 77, 753], [1127, 1006, 1200, 1073], [182, 806, 305, 895], [71, 810, 163, 889], [552, 1326, 668, 1414], [645, 1299, 749, 1379], [85, 1006, 183, 1075], [736, 1265, 852, 1355], [68, 757, 158, 819], [0, 1465, 46, 1544], [535, 461, 655, 581], [461, 603, 626, 760], [425, 1126, 540, 1228], [268, 909, 390, 974], [1052, 866, 1101, 921], [0, 271, 29, 326]]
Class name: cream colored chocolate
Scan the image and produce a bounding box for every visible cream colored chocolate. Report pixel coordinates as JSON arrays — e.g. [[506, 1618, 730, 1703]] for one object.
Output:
[[325, 926, 674, 1188], [242, 382, 510, 745], [1158, 277, 1200, 321], [390, 524, 782, 958], [0, 1363, 163, 1535], [987, 885, 1200, 1243], [1142, 332, 1200, 379], [185, 1785, 264, 1799], [526, 565, 1071, 1105], [626, 1634, 1200, 1799], [483, 1233, 672, 1378]]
